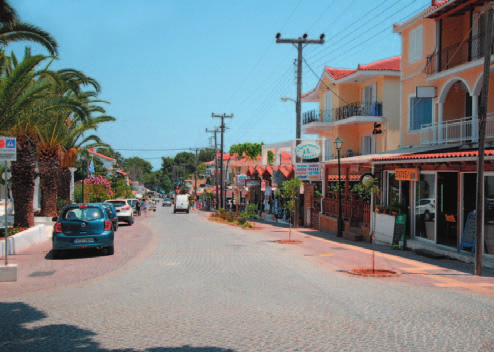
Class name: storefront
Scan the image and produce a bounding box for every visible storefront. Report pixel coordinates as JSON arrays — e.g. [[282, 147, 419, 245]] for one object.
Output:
[[372, 150, 494, 262]]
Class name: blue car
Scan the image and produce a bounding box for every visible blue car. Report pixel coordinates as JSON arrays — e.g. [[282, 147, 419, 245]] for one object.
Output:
[[52, 204, 115, 259]]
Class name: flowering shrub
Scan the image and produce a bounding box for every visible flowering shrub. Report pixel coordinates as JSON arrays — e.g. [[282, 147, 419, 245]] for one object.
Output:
[[82, 176, 114, 202]]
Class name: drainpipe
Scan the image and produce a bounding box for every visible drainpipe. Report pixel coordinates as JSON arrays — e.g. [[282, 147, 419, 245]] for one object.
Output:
[[472, 95, 479, 142], [438, 102, 444, 144]]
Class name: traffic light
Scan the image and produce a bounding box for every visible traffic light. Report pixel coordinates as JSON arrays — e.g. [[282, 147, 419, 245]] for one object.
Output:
[[373, 122, 382, 135]]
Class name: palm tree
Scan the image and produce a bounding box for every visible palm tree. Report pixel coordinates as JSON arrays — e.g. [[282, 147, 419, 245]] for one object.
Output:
[[0, 0, 57, 56], [0, 0, 17, 25]]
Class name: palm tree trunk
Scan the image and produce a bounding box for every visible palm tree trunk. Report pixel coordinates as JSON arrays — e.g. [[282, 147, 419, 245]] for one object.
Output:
[[11, 135, 36, 228], [39, 149, 59, 217], [58, 167, 71, 203]]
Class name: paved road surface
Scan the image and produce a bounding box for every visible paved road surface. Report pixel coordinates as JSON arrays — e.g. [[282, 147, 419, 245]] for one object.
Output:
[[1, 208, 494, 351]]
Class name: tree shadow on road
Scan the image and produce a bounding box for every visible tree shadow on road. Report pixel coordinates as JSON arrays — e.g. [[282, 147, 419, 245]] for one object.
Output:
[[0, 302, 237, 352]]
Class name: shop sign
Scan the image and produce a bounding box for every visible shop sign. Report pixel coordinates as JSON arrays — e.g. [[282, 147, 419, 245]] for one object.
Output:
[[295, 163, 321, 181], [246, 179, 261, 188], [295, 142, 321, 160], [0, 136, 16, 161], [395, 168, 419, 181], [235, 175, 246, 186]]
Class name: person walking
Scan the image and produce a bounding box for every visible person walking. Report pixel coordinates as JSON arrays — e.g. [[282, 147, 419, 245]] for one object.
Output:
[[143, 198, 149, 217], [136, 199, 141, 216]]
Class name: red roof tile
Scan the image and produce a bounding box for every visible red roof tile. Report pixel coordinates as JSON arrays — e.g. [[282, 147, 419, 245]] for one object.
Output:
[[372, 150, 494, 162], [88, 148, 116, 162], [358, 56, 401, 71], [394, 0, 453, 31], [324, 67, 356, 80]]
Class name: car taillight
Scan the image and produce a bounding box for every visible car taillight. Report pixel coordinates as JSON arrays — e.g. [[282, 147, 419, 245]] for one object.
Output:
[[104, 220, 112, 231], [79, 204, 88, 208], [55, 223, 62, 233], [122, 205, 130, 210]]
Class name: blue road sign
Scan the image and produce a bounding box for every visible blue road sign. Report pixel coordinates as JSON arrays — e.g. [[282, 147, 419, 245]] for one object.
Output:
[[6, 139, 15, 148]]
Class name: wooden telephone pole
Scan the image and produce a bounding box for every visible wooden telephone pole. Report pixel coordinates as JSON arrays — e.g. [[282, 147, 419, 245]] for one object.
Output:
[[475, 4, 494, 276]]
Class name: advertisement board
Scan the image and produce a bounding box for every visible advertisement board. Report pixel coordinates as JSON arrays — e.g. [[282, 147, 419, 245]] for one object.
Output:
[[235, 175, 246, 186], [295, 163, 321, 181], [0, 137, 16, 161], [395, 168, 419, 181]]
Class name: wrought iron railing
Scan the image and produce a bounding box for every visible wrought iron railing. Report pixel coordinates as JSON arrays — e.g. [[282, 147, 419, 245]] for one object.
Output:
[[333, 101, 383, 120], [302, 109, 319, 125], [303, 101, 383, 125], [425, 32, 494, 75]]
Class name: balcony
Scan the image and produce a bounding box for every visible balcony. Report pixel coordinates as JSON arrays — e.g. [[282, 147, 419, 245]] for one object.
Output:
[[425, 32, 494, 76], [420, 114, 494, 145], [302, 101, 383, 134]]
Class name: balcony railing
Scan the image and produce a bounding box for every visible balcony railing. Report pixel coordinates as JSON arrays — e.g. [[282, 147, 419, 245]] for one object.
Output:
[[302, 109, 319, 125], [425, 32, 494, 75], [302, 101, 383, 125], [420, 113, 494, 145], [322, 192, 370, 226], [333, 101, 383, 121]]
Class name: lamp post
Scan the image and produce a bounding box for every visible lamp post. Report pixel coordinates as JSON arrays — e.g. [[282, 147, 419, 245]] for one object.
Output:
[[334, 137, 343, 237], [80, 155, 86, 203]]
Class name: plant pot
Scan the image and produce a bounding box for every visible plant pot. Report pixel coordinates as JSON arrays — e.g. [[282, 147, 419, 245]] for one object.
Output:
[[392, 211, 398, 216], [383, 209, 388, 214]]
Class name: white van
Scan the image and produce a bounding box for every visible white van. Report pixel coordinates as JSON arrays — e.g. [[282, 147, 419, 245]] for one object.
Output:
[[174, 194, 190, 214]]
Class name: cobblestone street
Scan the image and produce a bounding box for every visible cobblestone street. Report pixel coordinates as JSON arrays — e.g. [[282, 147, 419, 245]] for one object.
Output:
[[1, 208, 494, 351]]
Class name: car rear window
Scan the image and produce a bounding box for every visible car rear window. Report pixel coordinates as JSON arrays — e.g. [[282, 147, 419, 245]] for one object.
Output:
[[62, 207, 104, 220], [107, 201, 126, 207]]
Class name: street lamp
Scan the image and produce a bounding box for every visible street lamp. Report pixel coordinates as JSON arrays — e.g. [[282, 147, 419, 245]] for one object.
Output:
[[280, 96, 296, 103], [334, 137, 343, 237], [80, 155, 86, 203]]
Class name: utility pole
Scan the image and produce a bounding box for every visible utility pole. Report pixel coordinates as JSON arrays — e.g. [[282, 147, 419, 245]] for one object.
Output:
[[212, 113, 234, 209], [276, 33, 324, 140], [276, 33, 324, 228], [206, 128, 220, 210], [475, 4, 494, 276]]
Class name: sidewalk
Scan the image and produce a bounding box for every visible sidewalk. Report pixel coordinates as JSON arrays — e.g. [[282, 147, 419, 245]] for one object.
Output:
[[249, 219, 494, 296]]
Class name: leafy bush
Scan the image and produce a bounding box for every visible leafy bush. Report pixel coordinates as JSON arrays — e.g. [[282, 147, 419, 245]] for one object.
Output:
[[56, 197, 69, 214], [0, 226, 26, 238], [235, 216, 246, 225]]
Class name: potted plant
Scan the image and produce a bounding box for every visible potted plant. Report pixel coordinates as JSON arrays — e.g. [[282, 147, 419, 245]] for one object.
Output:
[[389, 197, 400, 216]]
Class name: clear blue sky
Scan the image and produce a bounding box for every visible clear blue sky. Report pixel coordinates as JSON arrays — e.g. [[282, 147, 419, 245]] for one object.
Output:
[[13, 0, 431, 170]]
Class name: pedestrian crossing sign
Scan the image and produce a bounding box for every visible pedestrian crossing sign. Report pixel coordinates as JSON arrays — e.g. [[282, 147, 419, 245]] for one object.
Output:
[[0, 136, 16, 161], [6, 139, 15, 148]]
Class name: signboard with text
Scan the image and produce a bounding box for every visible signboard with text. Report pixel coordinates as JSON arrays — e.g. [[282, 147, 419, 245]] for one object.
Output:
[[395, 168, 419, 181], [235, 175, 246, 186], [295, 142, 321, 160], [295, 163, 321, 181], [0, 137, 16, 161]]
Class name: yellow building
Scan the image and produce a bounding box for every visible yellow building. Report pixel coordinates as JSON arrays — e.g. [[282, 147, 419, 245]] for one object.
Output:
[[302, 56, 401, 158], [369, 0, 494, 265]]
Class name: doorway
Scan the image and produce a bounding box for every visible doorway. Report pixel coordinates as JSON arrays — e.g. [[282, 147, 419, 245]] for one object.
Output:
[[437, 172, 458, 247], [401, 181, 411, 239]]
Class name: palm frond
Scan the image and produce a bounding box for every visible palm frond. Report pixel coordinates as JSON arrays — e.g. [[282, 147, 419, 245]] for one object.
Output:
[[0, 21, 58, 55]]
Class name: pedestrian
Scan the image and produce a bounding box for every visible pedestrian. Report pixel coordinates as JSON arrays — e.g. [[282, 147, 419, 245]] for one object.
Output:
[[136, 199, 141, 216], [143, 199, 149, 216]]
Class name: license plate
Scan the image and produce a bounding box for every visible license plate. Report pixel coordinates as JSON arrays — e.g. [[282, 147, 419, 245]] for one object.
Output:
[[73, 238, 94, 244], [116, 209, 120, 212]]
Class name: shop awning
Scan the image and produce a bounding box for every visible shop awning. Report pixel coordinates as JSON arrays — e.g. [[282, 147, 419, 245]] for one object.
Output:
[[372, 149, 494, 164], [247, 167, 255, 176]]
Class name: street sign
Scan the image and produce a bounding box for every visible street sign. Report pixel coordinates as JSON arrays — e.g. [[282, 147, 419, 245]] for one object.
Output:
[[0, 137, 16, 161]]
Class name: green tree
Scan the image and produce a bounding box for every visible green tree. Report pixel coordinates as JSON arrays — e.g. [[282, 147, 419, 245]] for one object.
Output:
[[198, 148, 215, 163], [229, 142, 264, 159], [162, 174, 172, 194], [267, 150, 275, 165], [281, 177, 303, 241], [124, 157, 153, 183]]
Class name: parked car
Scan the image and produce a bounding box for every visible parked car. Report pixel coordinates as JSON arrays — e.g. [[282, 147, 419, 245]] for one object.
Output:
[[174, 194, 190, 214], [162, 198, 172, 207], [125, 198, 138, 216], [51, 203, 114, 258], [105, 199, 134, 225], [100, 202, 118, 231], [416, 198, 435, 221]]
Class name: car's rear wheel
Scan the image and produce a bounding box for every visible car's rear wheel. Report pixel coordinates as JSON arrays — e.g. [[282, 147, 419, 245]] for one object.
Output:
[[114, 222, 118, 231], [52, 250, 62, 259], [106, 246, 114, 255]]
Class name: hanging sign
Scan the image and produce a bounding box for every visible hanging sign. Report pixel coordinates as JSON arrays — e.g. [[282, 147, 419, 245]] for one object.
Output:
[[395, 168, 419, 181], [295, 142, 321, 160], [0, 137, 16, 161]]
